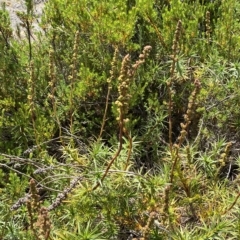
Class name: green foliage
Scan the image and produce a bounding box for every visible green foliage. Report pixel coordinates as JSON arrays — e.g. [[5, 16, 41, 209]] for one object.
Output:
[[1, 0, 240, 239]]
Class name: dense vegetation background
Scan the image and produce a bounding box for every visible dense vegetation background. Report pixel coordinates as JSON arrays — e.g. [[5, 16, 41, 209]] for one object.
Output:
[[1, 0, 240, 239]]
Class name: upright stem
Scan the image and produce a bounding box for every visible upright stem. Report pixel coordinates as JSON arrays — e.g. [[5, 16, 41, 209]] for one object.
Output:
[[168, 20, 182, 152]]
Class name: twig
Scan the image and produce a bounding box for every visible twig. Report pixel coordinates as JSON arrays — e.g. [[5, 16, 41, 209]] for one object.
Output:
[[222, 192, 240, 215]]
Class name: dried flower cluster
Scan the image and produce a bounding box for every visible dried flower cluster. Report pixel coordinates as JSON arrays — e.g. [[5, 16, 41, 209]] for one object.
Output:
[[175, 78, 201, 147], [28, 179, 40, 211], [170, 20, 182, 78], [141, 212, 158, 239], [107, 47, 119, 85], [48, 48, 56, 101], [99, 47, 119, 138], [132, 45, 152, 72], [219, 142, 232, 167], [205, 11, 211, 44], [115, 46, 152, 125], [26, 179, 41, 230], [69, 30, 80, 82], [27, 61, 35, 113], [115, 53, 132, 121], [35, 207, 51, 240]]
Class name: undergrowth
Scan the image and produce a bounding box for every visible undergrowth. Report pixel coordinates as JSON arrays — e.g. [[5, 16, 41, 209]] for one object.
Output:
[[1, 0, 240, 239]]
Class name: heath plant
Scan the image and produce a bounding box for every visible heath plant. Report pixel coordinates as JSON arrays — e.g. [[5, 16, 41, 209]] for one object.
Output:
[[1, 0, 240, 239]]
